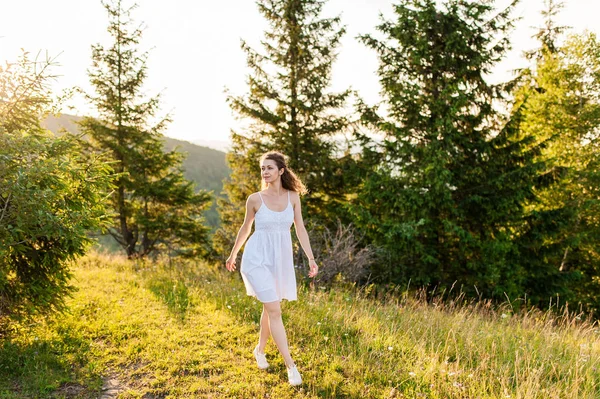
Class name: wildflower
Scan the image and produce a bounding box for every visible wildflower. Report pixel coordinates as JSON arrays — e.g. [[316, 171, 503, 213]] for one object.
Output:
[[324, 336, 329, 341], [388, 346, 393, 351], [408, 372, 416, 377], [227, 305, 232, 309], [501, 313, 508, 319]]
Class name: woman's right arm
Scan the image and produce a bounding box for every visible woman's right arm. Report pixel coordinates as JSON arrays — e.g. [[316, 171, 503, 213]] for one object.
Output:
[[225, 194, 257, 272]]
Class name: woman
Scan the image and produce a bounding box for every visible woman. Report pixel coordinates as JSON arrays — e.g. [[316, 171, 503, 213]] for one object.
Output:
[[225, 151, 319, 386]]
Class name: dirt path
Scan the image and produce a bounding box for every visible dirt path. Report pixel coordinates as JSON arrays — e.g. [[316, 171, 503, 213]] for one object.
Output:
[[98, 375, 124, 399]]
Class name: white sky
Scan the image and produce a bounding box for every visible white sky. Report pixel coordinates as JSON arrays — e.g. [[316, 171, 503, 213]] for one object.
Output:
[[1, 0, 599, 151]]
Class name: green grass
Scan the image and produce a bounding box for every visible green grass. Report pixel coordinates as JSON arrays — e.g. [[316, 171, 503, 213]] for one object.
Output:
[[1, 252, 599, 398]]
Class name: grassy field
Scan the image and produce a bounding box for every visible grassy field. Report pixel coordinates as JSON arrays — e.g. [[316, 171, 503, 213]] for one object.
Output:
[[1, 252, 599, 398]]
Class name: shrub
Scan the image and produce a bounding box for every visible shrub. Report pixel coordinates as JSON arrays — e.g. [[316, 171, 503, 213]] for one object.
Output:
[[0, 53, 114, 331]]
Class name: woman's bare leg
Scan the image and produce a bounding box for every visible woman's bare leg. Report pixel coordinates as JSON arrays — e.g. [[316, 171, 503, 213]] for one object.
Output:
[[257, 307, 270, 353], [263, 301, 295, 367]]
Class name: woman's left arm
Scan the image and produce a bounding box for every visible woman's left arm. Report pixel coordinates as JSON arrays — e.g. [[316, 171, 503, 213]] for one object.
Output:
[[292, 191, 319, 278]]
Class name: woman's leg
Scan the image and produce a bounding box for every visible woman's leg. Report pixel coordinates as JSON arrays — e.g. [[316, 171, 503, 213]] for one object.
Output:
[[257, 307, 270, 353], [263, 301, 295, 367]]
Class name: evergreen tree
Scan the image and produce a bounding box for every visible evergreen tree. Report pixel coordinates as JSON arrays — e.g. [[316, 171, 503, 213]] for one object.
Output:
[[526, 0, 567, 59], [215, 0, 354, 257], [513, 1, 600, 310], [354, 0, 548, 299], [80, 0, 212, 258]]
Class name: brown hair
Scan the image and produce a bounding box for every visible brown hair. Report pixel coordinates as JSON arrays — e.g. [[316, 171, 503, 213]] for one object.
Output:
[[260, 151, 307, 195]]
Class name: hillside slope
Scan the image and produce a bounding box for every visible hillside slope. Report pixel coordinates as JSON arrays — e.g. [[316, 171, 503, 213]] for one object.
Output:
[[1, 253, 598, 398]]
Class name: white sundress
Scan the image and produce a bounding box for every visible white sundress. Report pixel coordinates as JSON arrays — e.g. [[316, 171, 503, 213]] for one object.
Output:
[[240, 190, 297, 303]]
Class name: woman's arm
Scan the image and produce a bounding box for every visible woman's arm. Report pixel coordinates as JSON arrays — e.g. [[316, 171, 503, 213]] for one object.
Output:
[[291, 191, 319, 278], [225, 194, 258, 272]]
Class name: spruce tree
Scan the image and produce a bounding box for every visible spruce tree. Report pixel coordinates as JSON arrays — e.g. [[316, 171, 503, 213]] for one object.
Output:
[[215, 0, 354, 257], [526, 0, 567, 59], [81, 0, 212, 258], [354, 0, 548, 299], [512, 1, 600, 310]]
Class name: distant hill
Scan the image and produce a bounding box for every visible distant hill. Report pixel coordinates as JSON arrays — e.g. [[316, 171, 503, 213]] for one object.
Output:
[[42, 113, 230, 227], [192, 138, 230, 153]]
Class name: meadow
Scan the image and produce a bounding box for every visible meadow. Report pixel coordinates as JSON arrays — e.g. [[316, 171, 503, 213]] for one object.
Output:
[[1, 252, 599, 398]]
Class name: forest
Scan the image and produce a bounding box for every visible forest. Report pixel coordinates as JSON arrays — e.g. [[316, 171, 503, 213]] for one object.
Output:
[[2, 0, 599, 338], [2, 0, 600, 397]]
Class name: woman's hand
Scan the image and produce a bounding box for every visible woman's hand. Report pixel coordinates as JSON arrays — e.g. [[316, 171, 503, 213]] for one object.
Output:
[[225, 255, 237, 272], [308, 259, 319, 278]]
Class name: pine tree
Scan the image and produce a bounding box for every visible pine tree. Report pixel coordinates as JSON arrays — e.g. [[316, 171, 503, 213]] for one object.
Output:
[[512, 1, 600, 310], [354, 0, 548, 299], [526, 0, 567, 59], [80, 0, 212, 258], [215, 0, 354, 258]]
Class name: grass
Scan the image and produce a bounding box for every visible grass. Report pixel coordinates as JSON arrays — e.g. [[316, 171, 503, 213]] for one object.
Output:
[[1, 252, 599, 398]]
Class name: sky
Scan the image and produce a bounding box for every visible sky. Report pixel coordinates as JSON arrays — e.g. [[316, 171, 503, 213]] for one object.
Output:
[[1, 0, 599, 152]]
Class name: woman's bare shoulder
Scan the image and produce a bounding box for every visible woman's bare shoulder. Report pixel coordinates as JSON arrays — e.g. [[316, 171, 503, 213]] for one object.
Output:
[[244, 192, 262, 213], [247, 192, 261, 201], [289, 190, 301, 206]]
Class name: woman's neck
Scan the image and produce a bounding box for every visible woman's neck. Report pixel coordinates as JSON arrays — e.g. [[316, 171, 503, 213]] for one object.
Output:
[[265, 182, 285, 196]]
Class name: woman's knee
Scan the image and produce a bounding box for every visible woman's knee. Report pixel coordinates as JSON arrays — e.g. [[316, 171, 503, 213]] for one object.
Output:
[[263, 302, 282, 319]]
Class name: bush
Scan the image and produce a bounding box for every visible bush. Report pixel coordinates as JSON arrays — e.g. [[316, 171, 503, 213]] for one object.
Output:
[[0, 53, 114, 331]]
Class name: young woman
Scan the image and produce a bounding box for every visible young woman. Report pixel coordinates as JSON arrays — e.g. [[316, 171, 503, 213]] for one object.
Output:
[[225, 151, 319, 386]]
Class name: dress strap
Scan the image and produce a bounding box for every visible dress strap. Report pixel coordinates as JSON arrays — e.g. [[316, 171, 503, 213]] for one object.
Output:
[[258, 192, 264, 203]]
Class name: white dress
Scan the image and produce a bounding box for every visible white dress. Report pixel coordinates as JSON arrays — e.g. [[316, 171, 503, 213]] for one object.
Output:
[[240, 191, 297, 303]]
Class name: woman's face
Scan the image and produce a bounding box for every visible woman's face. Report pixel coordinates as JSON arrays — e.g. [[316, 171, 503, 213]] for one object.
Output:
[[260, 159, 282, 184]]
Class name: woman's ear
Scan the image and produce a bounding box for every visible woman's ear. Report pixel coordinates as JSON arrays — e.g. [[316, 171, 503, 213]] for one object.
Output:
[[280, 168, 284, 176]]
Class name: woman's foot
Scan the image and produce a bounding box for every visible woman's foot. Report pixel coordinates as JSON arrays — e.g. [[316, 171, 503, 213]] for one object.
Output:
[[287, 364, 302, 386], [253, 345, 269, 369]]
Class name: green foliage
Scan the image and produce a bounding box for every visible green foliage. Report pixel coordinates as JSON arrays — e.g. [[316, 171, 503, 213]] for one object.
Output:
[[0, 53, 114, 326], [214, 143, 264, 258], [353, 0, 549, 299], [215, 0, 356, 257], [513, 28, 600, 311], [162, 137, 229, 228], [80, 0, 213, 258], [42, 113, 230, 229]]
